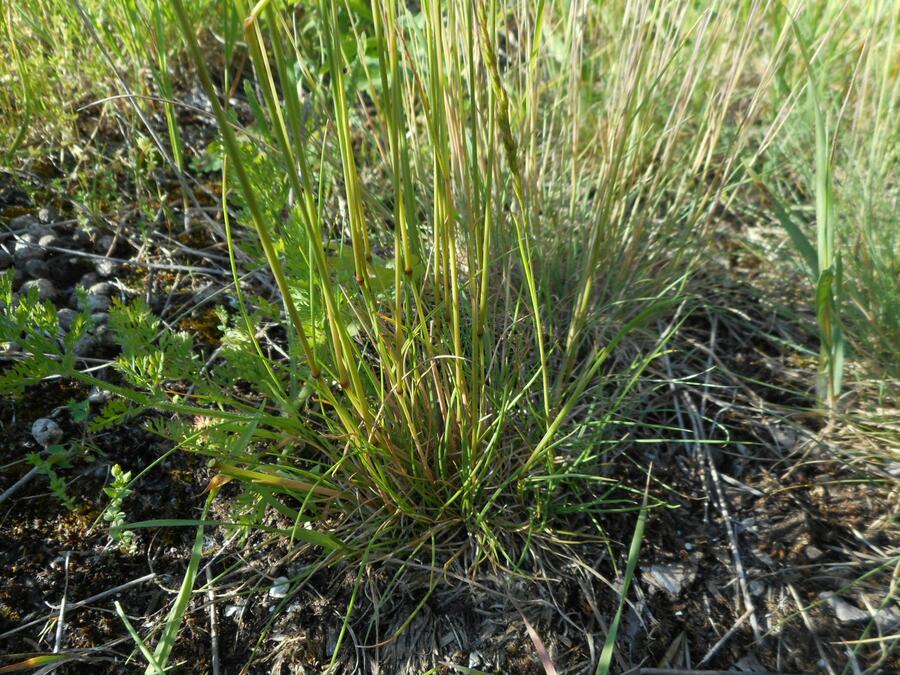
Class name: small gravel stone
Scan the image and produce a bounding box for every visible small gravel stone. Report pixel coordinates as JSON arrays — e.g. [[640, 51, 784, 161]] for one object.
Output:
[[58, 308, 79, 330], [95, 259, 117, 277], [80, 272, 100, 288], [84, 293, 111, 312], [642, 562, 697, 599], [90, 311, 109, 325], [20, 278, 56, 301], [805, 545, 824, 560], [37, 206, 56, 223], [24, 259, 48, 278], [31, 418, 63, 447], [72, 336, 98, 356], [37, 234, 59, 249], [95, 234, 115, 254], [269, 577, 290, 599], [94, 325, 115, 346], [87, 282, 114, 296], [14, 238, 43, 262], [87, 386, 110, 404], [10, 215, 38, 231], [749, 579, 766, 596]]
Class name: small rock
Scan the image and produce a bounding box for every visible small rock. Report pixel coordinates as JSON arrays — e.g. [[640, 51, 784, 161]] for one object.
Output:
[[20, 278, 56, 301], [820, 593, 900, 630], [14, 238, 43, 262], [24, 259, 48, 278], [37, 206, 56, 223], [94, 325, 115, 346], [90, 311, 109, 325], [84, 293, 111, 312], [87, 282, 114, 296], [734, 652, 767, 672], [468, 651, 484, 669], [87, 386, 110, 404], [31, 418, 63, 447], [58, 308, 79, 330], [0, 248, 12, 270], [805, 545, 824, 560], [80, 272, 100, 289], [37, 234, 58, 249], [269, 576, 290, 599], [95, 259, 117, 277], [643, 562, 697, 599], [72, 336, 98, 356], [95, 234, 115, 254], [10, 214, 36, 230], [749, 579, 766, 596]]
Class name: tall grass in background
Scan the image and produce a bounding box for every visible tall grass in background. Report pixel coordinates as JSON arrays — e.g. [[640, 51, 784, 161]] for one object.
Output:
[[758, 1, 899, 388]]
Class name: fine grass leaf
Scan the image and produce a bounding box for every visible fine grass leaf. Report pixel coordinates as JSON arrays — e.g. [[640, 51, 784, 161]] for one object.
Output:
[[595, 475, 650, 675], [0, 654, 71, 673], [769, 191, 819, 279], [145, 490, 217, 674], [114, 601, 164, 674]]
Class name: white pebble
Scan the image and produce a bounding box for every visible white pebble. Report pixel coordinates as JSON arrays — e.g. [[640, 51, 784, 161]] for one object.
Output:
[[269, 576, 290, 599]]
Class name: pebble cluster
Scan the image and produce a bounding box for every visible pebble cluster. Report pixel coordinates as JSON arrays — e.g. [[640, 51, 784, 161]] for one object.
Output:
[[1, 212, 123, 357]]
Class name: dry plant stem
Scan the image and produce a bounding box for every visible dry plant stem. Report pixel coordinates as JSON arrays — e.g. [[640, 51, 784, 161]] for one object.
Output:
[[697, 404, 760, 642], [0, 465, 40, 506], [205, 565, 220, 675], [53, 551, 71, 653], [786, 583, 837, 675], [0, 573, 157, 641], [695, 606, 754, 668]]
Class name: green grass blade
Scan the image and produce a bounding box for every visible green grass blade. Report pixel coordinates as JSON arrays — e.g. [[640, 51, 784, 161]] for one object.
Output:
[[146, 489, 217, 673], [115, 601, 165, 674], [595, 476, 650, 675]]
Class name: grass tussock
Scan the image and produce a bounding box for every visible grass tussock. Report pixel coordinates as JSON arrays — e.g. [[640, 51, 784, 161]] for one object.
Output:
[[0, 0, 897, 672]]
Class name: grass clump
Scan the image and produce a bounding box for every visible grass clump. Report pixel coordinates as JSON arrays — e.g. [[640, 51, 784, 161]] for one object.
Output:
[[1, 0, 898, 671]]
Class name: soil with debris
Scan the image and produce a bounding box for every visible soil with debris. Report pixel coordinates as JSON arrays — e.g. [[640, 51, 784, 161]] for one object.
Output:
[[2, 163, 899, 673]]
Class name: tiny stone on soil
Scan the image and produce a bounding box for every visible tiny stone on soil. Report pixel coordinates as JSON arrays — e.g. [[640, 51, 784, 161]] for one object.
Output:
[[95, 259, 117, 277], [72, 336, 98, 356], [24, 259, 48, 278], [269, 576, 290, 599], [37, 206, 56, 223], [805, 545, 824, 560], [31, 418, 63, 447], [642, 562, 697, 599], [10, 214, 36, 230], [820, 593, 900, 630], [88, 386, 110, 404], [58, 308, 78, 330], [84, 293, 111, 312], [87, 282, 113, 296], [14, 239, 43, 262], [95, 234, 115, 253], [20, 278, 56, 301], [37, 234, 58, 249]]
